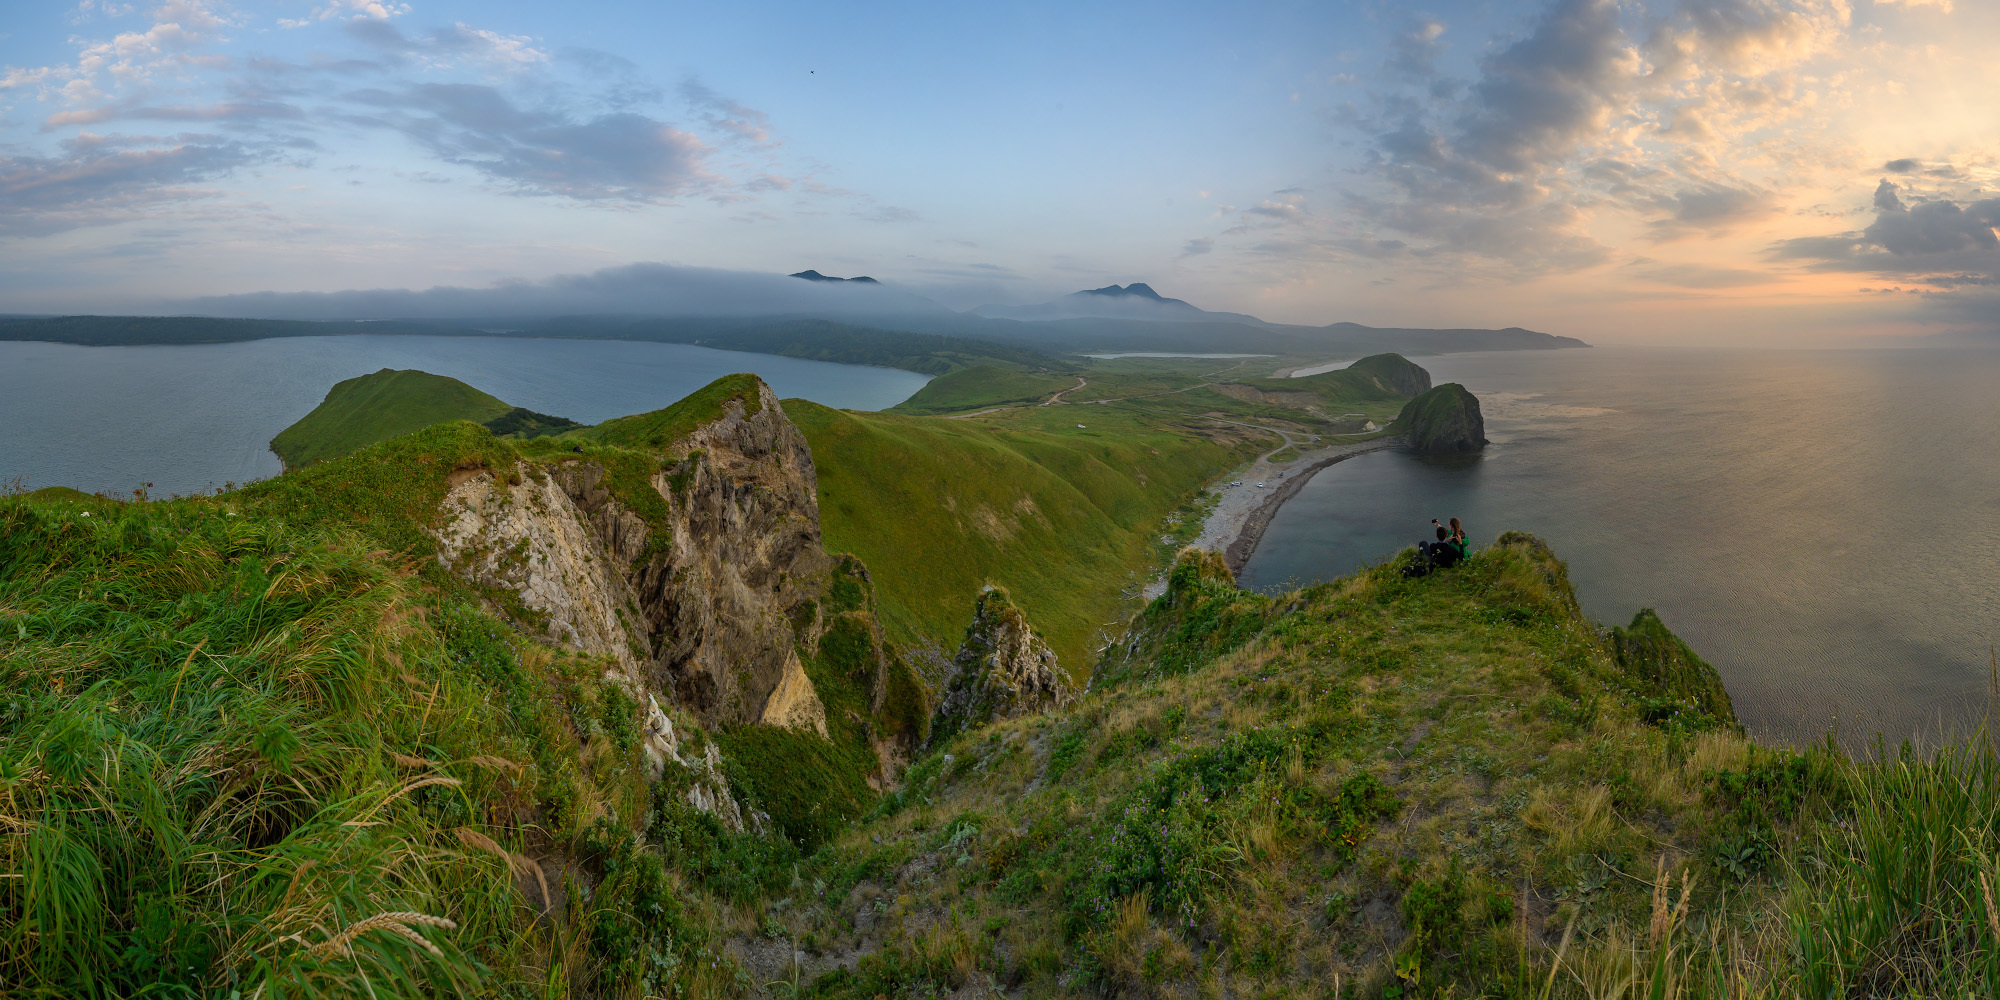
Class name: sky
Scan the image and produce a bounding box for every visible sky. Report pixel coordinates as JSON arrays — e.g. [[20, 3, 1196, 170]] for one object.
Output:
[[1, 0, 1995, 344]]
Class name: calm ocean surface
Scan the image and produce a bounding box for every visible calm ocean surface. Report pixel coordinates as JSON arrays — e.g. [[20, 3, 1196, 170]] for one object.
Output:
[[1241, 347, 2000, 747], [0, 336, 929, 498]]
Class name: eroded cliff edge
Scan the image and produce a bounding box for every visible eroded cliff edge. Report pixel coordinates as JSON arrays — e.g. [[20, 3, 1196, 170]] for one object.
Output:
[[425, 377, 929, 832]]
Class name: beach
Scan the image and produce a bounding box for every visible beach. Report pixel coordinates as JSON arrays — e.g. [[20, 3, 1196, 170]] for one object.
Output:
[[1146, 433, 1402, 598]]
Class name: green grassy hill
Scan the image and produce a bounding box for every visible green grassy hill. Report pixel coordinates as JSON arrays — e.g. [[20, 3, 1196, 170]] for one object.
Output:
[[0, 473, 752, 997], [788, 399, 1258, 673], [749, 542, 2000, 1000], [255, 355, 1454, 680], [887, 365, 1078, 415], [269, 368, 515, 469], [9, 366, 2000, 996], [269, 368, 583, 470]]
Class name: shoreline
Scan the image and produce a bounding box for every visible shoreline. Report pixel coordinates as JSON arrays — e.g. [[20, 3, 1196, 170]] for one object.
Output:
[[1146, 434, 1402, 598]]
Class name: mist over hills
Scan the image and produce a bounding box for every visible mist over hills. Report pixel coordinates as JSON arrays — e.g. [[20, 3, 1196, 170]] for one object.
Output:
[[6, 262, 1589, 363]]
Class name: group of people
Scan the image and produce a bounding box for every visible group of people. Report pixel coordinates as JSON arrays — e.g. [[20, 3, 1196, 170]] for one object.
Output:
[[1404, 516, 1470, 577]]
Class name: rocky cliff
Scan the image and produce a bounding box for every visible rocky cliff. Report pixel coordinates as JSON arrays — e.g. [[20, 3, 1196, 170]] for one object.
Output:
[[930, 587, 1075, 746], [426, 375, 942, 835], [433, 378, 833, 735], [1395, 382, 1488, 453]]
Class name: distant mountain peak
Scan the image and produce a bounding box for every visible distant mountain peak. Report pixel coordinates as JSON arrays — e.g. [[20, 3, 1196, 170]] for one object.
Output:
[[1081, 282, 1165, 301], [791, 269, 880, 284]]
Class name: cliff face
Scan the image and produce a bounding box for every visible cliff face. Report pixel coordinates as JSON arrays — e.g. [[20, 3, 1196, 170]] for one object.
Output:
[[931, 587, 1075, 746], [561, 383, 833, 731], [1396, 382, 1488, 453], [431, 379, 838, 744]]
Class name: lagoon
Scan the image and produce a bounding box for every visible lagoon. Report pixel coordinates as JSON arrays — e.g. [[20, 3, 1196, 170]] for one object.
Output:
[[0, 336, 930, 497]]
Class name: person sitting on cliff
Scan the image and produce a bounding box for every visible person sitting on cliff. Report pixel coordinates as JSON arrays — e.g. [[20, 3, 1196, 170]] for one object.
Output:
[[1447, 517, 1470, 560], [1428, 525, 1464, 569], [1405, 524, 1461, 577]]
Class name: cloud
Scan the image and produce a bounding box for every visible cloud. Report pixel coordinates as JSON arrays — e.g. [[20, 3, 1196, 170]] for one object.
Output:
[[0, 132, 265, 235], [855, 205, 920, 223], [1179, 237, 1213, 258], [1305, 0, 1861, 280], [279, 0, 410, 29], [1874, 0, 1953, 11], [1883, 157, 1922, 173], [1454, 0, 1635, 177], [1768, 178, 2000, 297], [1648, 0, 1849, 78], [680, 78, 773, 146], [43, 98, 304, 129], [1863, 189, 2000, 255], [1245, 194, 1308, 222], [340, 19, 548, 69], [172, 262, 949, 320], [1651, 182, 1773, 236], [346, 83, 714, 200], [1387, 18, 1447, 79], [7, 1, 234, 104], [1629, 261, 1769, 287]]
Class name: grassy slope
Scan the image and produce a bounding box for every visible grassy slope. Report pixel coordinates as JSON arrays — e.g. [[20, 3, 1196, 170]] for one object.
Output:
[[760, 540, 2000, 1000], [1234, 352, 1426, 408], [10, 422, 1999, 999], [887, 365, 1077, 415], [562, 371, 763, 450], [789, 398, 1258, 673], [0, 484, 764, 998], [269, 368, 513, 470]]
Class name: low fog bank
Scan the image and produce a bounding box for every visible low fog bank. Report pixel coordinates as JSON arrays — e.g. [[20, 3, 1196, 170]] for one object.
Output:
[[172, 263, 954, 323]]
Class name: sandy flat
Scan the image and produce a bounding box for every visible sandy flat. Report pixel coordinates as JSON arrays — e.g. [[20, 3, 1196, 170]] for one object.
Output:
[[1146, 434, 1402, 598]]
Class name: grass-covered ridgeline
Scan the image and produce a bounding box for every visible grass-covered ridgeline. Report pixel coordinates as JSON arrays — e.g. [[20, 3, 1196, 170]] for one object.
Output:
[[756, 539, 2000, 999], [563, 371, 764, 450], [8, 457, 2000, 996], [0, 487, 767, 998]]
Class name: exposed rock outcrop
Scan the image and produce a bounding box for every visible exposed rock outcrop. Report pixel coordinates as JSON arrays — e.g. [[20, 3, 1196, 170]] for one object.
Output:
[[930, 588, 1075, 745], [554, 382, 832, 733], [643, 695, 768, 834], [1396, 383, 1488, 453], [434, 465, 647, 670], [431, 378, 833, 741]]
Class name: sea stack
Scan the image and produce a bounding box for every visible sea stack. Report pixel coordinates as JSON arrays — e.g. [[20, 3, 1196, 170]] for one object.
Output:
[[1396, 383, 1488, 453], [930, 587, 1075, 746]]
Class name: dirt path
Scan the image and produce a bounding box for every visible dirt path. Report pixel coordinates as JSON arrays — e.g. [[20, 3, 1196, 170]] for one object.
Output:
[[1041, 376, 1088, 405]]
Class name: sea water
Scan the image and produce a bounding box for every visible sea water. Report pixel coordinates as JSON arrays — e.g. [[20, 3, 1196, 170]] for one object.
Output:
[[0, 336, 930, 498], [1241, 346, 2000, 746]]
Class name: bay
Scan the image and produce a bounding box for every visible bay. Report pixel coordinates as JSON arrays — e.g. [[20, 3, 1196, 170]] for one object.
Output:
[[0, 336, 930, 498], [1241, 347, 2000, 746]]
